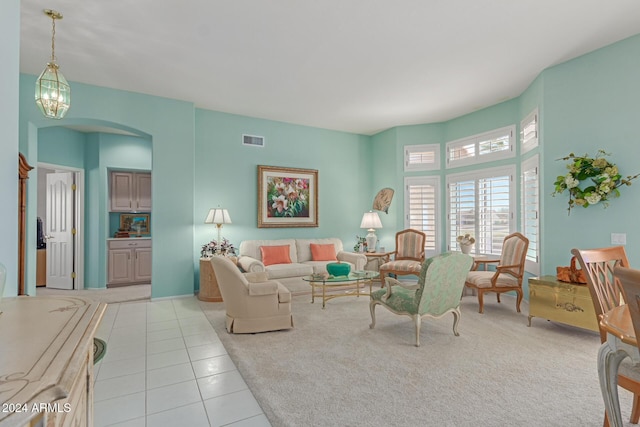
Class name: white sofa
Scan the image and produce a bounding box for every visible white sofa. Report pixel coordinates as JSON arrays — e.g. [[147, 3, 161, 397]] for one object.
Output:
[[237, 238, 367, 293]]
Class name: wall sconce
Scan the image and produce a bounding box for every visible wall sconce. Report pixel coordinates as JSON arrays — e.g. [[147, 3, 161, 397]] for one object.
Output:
[[35, 9, 71, 119]]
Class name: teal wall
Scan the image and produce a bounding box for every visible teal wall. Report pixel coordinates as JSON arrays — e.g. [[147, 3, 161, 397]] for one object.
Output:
[[0, 0, 20, 296], [371, 127, 401, 247], [37, 128, 152, 289], [19, 76, 194, 298], [541, 33, 640, 275], [38, 127, 86, 168], [193, 109, 373, 290]]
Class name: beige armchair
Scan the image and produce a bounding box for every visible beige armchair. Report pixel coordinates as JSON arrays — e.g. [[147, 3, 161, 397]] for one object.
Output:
[[379, 229, 427, 285], [211, 256, 293, 333], [464, 232, 529, 314]]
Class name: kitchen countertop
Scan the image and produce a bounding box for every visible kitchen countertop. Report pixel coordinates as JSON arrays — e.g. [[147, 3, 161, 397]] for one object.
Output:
[[107, 236, 152, 240]]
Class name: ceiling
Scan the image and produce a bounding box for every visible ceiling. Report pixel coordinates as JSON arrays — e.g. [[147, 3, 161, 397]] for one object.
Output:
[[19, 1, 640, 136]]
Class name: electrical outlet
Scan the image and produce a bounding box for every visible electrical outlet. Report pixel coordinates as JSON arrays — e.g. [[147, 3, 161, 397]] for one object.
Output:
[[611, 233, 627, 245]]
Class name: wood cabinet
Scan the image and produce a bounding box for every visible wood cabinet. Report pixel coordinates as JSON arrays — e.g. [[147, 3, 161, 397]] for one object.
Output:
[[0, 296, 106, 427], [108, 239, 152, 286], [528, 275, 599, 332], [110, 171, 151, 212]]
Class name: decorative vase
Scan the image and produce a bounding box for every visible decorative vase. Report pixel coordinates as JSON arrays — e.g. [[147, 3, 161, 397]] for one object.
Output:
[[326, 262, 351, 277], [460, 244, 472, 255]]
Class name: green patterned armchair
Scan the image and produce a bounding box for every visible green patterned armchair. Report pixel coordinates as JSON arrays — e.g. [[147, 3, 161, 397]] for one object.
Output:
[[369, 252, 473, 347]]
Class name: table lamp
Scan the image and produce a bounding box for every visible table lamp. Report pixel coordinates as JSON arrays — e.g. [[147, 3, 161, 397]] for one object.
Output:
[[360, 211, 382, 252], [205, 208, 232, 254]]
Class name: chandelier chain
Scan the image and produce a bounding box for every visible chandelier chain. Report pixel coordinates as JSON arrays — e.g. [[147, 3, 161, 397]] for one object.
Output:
[[50, 15, 56, 62]]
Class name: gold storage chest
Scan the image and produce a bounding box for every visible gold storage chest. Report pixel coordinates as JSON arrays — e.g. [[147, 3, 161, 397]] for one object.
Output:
[[528, 275, 598, 332]]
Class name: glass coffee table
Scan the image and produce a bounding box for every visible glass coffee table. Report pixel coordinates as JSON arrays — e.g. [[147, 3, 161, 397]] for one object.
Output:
[[302, 271, 379, 308]]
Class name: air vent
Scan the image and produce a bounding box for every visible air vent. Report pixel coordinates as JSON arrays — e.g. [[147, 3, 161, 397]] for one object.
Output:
[[243, 134, 265, 147]]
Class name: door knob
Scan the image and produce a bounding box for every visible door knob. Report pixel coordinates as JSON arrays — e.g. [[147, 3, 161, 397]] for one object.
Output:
[[44, 234, 54, 240]]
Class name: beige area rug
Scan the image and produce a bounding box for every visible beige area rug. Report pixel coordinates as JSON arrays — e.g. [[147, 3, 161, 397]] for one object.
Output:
[[201, 294, 637, 427], [36, 284, 151, 304]]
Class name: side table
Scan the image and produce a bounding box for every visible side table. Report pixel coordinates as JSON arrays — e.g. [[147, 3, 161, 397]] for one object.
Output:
[[199, 257, 231, 302], [362, 251, 392, 281]]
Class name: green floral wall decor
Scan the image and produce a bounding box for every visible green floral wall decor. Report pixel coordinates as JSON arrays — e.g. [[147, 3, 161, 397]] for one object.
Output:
[[552, 150, 639, 214]]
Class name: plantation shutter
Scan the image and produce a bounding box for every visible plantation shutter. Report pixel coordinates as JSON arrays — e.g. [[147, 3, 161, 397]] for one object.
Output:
[[477, 175, 511, 255], [446, 125, 515, 168], [520, 109, 539, 153], [404, 144, 440, 171], [447, 166, 515, 256], [448, 180, 476, 254], [522, 155, 540, 274], [405, 177, 439, 256]]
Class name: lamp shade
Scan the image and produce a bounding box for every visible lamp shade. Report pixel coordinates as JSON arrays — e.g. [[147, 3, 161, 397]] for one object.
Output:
[[205, 208, 232, 225], [360, 211, 382, 229]]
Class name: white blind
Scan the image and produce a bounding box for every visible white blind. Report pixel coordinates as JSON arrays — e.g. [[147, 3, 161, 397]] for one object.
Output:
[[448, 142, 475, 163], [446, 125, 515, 169], [447, 166, 515, 256], [522, 155, 540, 274], [405, 176, 439, 256], [520, 109, 539, 153], [448, 180, 476, 254], [404, 144, 440, 171], [477, 175, 511, 255]]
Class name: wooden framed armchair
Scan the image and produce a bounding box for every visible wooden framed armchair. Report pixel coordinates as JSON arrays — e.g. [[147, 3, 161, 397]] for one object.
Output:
[[370, 252, 473, 346], [211, 256, 293, 334], [464, 232, 529, 314], [572, 246, 640, 426], [379, 229, 426, 286]]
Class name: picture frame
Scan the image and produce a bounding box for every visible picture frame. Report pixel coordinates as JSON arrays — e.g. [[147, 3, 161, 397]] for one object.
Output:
[[258, 165, 318, 228], [119, 213, 150, 235]]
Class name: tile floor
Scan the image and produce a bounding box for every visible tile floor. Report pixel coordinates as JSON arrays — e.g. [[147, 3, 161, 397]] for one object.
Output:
[[93, 296, 272, 427]]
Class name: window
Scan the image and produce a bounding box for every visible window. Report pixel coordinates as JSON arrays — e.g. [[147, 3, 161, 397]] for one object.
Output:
[[521, 155, 540, 274], [446, 125, 515, 169], [520, 109, 538, 153], [404, 176, 440, 258], [446, 166, 515, 256], [404, 144, 440, 171]]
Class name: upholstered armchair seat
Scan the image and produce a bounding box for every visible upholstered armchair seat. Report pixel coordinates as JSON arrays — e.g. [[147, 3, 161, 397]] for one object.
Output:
[[465, 271, 519, 288], [211, 256, 293, 334], [370, 284, 415, 313], [370, 252, 473, 346]]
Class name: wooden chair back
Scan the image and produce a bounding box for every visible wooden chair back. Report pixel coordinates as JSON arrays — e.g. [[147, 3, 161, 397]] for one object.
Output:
[[571, 246, 629, 343], [394, 229, 426, 261], [615, 266, 640, 350], [498, 232, 529, 278]]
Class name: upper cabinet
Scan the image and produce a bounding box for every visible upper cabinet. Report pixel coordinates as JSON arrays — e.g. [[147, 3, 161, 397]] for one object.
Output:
[[110, 171, 152, 212]]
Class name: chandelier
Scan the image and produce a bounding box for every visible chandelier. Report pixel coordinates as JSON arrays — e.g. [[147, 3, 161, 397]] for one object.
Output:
[[35, 9, 71, 119]]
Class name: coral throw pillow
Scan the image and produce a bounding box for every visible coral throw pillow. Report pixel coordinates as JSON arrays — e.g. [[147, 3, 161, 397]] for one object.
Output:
[[260, 245, 292, 266], [310, 243, 337, 261]]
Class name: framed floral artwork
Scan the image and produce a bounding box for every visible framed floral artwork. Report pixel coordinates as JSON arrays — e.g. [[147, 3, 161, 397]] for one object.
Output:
[[258, 165, 318, 228]]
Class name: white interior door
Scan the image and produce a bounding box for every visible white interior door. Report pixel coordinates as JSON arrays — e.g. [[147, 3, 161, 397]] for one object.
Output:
[[46, 172, 74, 289]]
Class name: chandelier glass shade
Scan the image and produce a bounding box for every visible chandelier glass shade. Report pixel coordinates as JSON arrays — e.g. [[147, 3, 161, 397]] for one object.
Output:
[[35, 10, 71, 120]]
